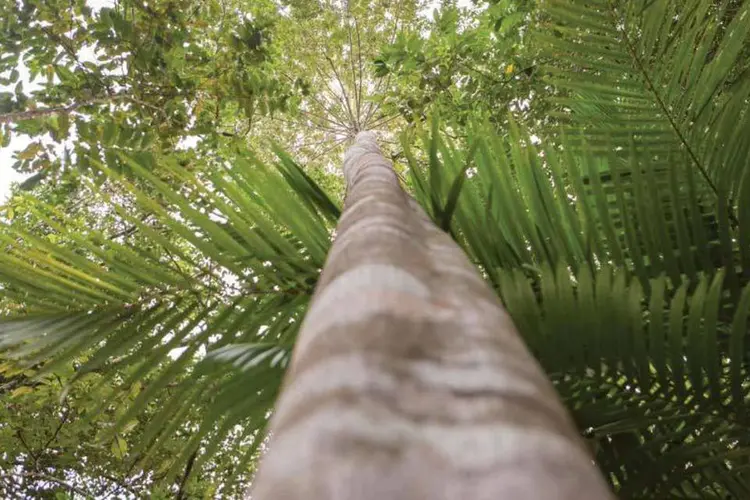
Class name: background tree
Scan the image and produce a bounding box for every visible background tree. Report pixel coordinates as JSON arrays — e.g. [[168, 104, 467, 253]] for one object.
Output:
[[375, 0, 541, 129], [241, 0, 425, 201], [0, 0, 296, 495], [0, 0, 289, 187], [0, 360, 253, 498]]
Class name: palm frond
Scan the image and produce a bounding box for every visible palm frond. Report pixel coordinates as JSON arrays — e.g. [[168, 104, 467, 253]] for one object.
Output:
[[404, 119, 748, 293], [535, 0, 750, 289], [403, 117, 750, 495], [0, 146, 336, 481], [538, 0, 750, 187]]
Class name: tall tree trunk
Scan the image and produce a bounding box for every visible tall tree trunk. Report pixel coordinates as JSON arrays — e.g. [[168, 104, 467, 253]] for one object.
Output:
[[250, 131, 614, 499]]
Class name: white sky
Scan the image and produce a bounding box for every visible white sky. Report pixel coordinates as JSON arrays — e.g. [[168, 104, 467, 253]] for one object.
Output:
[[0, 77, 37, 203], [0, 0, 114, 204]]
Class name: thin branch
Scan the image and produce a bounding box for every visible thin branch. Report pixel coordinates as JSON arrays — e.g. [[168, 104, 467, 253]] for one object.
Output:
[[14, 430, 37, 463], [0, 99, 109, 125], [0, 91, 172, 125], [175, 450, 198, 500], [40, 405, 70, 459], [345, 14, 361, 125], [278, 73, 351, 130], [354, 16, 365, 126], [108, 213, 153, 241], [282, 116, 344, 136], [360, 0, 405, 128], [96, 473, 139, 497], [361, 100, 379, 130], [292, 112, 350, 135], [314, 65, 356, 126], [456, 61, 536, 87], [362, 75, 391, 128], [350, 27, 361, 125], [291, 133, 346, 157], [17, 472, 92, 498], [389, 0, 405, 45], [38, 25, 113, 97], [295, 106, 348, 131], [326, 55, 358, 130], [366, 113, 401, 131], [306, 135, 350, 163]]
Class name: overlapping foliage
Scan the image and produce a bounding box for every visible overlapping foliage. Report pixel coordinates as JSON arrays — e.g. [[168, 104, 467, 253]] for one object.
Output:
[[0, 357, 256, 498], [400, 0, 750, 495], [2, 0, 750, 497], [0, 0, 288, 186], [1, 141, 338, 496], [406, 118, 750, 496], [376, 0, 540, 127], [244, 0, 418, 179], [0, 0, 415, 495]]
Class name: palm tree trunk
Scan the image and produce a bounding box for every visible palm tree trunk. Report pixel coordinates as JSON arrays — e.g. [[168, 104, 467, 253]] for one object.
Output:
[[250, 131, 614, 499]]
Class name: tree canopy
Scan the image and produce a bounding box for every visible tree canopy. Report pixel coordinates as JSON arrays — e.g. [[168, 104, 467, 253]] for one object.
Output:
[[2, 0, 750, 497]]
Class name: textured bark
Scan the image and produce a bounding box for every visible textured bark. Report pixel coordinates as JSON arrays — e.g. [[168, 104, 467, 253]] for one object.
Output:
[[250, 131, 614, 499]]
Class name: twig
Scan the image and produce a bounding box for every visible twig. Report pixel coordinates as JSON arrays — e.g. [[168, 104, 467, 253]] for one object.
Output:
[[38, 25, 113, 97], [306, 136, 350, 163], [0, 99, 108, 125], [345, 14, 361, 125], [366, 113, 401, 131], [40, 405, 70, 459], [355, 16, 365, 127], [314, 65, 357, 126], [175, 450, 198, 500], [108, 213, 153, 240], [0, 92, 169, 125], [98, 473, 139, 497], [18, 471, 92, 498], [326, 55, 359, 130], [15, 430, 37, 463]]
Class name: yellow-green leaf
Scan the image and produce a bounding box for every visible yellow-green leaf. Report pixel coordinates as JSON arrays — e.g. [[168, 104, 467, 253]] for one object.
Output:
[[122, 419, 139, 434], [111, 435, 128, 459], [17, 142, 43, 160], [11, 386, 35, 398], [128, 381, 142, 400]]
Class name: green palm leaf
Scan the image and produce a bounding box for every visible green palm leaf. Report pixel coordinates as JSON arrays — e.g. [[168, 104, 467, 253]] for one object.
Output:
[[406, 115, 750, 495], [0, 146, 331, 480]]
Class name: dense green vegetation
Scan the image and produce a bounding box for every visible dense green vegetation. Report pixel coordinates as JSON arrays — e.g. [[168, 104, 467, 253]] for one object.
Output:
[[1, 0, 750, 497]]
